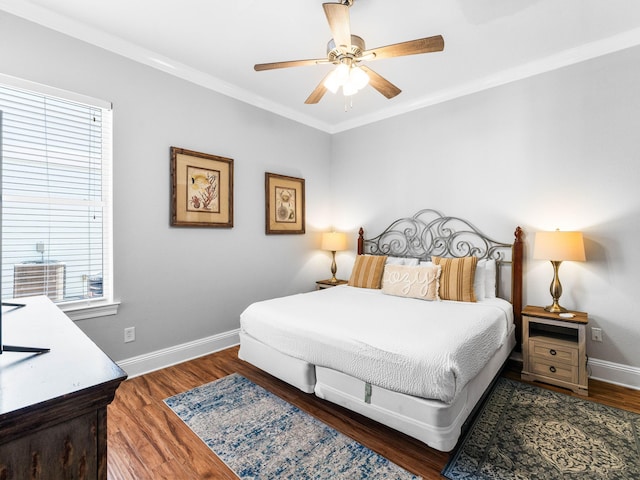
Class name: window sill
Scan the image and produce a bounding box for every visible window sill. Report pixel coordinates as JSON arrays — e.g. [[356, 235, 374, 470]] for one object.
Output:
[[61, 300, 121, 321]]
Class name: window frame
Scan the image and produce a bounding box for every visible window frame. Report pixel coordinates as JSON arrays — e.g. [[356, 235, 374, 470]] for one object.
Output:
[[0, 73, 118, 320]]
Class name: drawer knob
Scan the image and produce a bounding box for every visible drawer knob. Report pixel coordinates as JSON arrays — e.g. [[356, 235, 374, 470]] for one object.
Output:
[[549, 366, 557, 373], [549, 349, 557, 356]]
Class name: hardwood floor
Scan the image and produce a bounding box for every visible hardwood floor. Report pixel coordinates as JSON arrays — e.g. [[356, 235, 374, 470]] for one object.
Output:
[[107, 346, 640, 479]]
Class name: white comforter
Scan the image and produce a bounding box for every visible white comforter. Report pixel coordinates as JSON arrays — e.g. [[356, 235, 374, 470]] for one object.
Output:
[[240, 285, 513, 404]]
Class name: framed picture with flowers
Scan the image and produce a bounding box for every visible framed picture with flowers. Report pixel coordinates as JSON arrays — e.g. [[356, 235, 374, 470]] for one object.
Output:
[[170, 147, 233, 227], [265, 172, 305, 234]]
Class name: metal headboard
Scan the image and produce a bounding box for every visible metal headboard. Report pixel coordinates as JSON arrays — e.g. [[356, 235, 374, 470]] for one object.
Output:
[[357, 209, 524, 344], [359, 209, 512, 262]]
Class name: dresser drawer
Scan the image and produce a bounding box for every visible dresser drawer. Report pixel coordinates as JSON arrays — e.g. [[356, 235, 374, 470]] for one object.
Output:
[[529, 337, 578, 366], [528, 356, 579, 384]]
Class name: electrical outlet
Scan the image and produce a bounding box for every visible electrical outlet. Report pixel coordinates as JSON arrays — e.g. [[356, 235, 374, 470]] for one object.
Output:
[[591, 327, 603, 343], [124, 326, 136, 343]]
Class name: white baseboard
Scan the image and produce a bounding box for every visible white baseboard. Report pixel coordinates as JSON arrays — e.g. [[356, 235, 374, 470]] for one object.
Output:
[[588, 357, 640, 391], [117, 328, 240, 378]]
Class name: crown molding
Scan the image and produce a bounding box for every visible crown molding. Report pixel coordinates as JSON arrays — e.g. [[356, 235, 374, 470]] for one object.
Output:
[[0, 1, 333, 132], [328, 27, 640, 133], [3, 2, 640, 134]]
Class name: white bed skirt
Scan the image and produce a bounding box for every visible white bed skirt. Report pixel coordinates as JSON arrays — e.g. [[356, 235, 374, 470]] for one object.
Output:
[[239, 332, 316, 393], [238, 325, 516, 452]]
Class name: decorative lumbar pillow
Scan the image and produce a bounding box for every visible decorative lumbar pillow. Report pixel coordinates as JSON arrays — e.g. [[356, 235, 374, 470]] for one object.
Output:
[[348, 255, 387, 289], [432, 256, 478, 302], [382, 264, 441, 301]]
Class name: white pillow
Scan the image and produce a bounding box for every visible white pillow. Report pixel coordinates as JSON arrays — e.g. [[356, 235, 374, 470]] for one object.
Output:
[[484, 259, 497, 298], [474, 260, 486, 300], [386, 256, 419, 266], [386, 256, 405, 265]]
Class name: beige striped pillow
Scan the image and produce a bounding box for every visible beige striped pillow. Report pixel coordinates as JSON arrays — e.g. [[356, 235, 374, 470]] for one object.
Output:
[[348, 255, 387, 289], [432, 256, 478, 302]]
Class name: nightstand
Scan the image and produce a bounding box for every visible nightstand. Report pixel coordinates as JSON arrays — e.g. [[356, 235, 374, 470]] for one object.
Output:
[[521, 305, 589, 396], [316, 279, 348, 290]]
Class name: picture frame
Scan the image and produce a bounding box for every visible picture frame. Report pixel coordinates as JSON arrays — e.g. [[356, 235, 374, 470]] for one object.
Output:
[[265, 172, 305, 235], [170, 147, 233, 228]]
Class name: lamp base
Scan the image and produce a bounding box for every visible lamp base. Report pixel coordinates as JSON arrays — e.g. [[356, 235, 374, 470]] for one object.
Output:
[[545, 260, 568, 313], [544, 302, 568, 313], [329, 251, 338, 284]]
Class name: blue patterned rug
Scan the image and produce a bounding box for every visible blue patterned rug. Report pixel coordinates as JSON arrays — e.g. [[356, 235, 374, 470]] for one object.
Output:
[[164, 373, 420, 479], [443, 377, 640, 479]]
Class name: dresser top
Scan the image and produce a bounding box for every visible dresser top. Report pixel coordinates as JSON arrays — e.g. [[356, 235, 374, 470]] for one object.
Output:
[[1, 296, 127, 419]]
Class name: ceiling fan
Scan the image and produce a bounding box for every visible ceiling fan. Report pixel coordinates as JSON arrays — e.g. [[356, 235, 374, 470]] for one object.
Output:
[[254, 0, 444, 104]]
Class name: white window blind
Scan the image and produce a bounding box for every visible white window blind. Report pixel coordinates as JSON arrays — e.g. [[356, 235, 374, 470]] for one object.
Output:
[[0, 76, 113, 309]]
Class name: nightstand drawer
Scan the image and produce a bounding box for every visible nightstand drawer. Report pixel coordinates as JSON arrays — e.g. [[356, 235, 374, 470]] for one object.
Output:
[[529, 356, 579, 384], [529, 337, 578, 366]]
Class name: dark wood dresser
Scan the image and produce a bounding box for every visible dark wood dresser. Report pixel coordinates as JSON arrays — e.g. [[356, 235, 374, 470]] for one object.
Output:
[[0, 296, 127, 479]]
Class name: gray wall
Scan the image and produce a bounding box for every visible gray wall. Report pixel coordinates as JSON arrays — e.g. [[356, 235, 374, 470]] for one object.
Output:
[[0, 12, 332, 361], [330, 45, 640, 371], [3, 11, 640, 378]]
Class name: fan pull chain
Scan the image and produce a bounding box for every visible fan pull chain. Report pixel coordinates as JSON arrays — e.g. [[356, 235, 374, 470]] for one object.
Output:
[[343, 96, 354, 112]]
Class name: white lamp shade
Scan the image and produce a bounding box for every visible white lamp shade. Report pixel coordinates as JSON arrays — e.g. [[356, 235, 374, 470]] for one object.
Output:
[[533, 231, 586, 262], [321, 232, 347, 252]]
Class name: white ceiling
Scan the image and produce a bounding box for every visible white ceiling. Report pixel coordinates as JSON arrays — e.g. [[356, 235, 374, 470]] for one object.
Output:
[[2, 0, 640, 133]]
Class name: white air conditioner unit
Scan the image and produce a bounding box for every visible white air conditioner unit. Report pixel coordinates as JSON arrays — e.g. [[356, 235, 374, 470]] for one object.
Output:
[[13, 262, 66, 301]]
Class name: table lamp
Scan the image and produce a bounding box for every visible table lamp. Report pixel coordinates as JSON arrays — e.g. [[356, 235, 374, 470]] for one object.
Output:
[[321, 232, 347, 283], [533, 230, 586, 313]]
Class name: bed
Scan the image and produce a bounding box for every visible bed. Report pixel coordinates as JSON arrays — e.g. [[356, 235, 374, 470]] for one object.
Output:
[[239, 209, 524, 451]]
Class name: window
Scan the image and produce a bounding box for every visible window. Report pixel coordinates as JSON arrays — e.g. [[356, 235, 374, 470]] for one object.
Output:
[[0, 75, 116, 318]]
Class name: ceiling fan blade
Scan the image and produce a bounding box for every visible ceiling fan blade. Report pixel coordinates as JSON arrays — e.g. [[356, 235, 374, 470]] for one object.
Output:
[[323, 3, 351, 50], [254, 58, 330, 71], [363, 35, 444, 61], [305, 71, 334, 104], [359, 66, 401, 99]]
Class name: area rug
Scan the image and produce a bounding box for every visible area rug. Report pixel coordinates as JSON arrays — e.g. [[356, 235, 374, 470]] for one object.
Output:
[[442, 377, 640, 479], [164, 373, 420, 479]]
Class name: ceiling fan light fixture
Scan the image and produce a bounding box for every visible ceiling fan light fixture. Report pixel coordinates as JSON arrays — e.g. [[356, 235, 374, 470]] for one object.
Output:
[[325, 64, 370, 97], [324, 63, 350, 93], [342, 81, 359, 97], [350, 66, 370, 90], [254, 1, 444, 105]]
